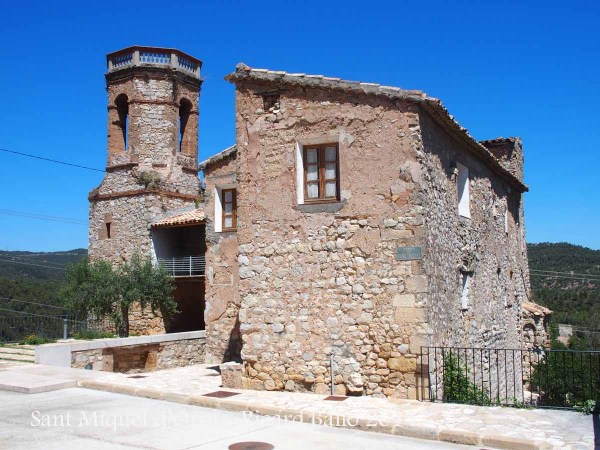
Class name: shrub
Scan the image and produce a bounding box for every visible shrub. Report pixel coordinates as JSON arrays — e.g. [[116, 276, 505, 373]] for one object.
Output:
[[530, 347, 600, 410], [19, 334, 56, 345], [137, 170, 162, 189], [442, 352, 491, 405]]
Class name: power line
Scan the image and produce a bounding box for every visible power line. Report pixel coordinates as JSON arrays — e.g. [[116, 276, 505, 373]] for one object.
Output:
[[530, 274, 600, 282], [0, 209, 86, 225], [572, 328, 600, 335], [0, 307, 65, 319], [0, 296, 70, 310], [0, 257, 66, 271], [0, 148, 104, 173], [530, 272, 600, 282], [531, 269, 600, 279], [0, 254, 68, 268]]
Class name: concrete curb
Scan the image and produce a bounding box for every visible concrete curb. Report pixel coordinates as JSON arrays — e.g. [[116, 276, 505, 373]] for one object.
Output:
[[77, 379, 553, 449]]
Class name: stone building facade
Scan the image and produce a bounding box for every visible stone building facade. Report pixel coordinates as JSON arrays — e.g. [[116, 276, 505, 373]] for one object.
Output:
[[89, 47, 534, 399], [201, 65, 531, 398], [88, 47, 205, 335]]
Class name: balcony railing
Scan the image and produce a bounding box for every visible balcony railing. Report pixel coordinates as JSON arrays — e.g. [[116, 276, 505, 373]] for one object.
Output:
[[106, 46, 201, 79], [157, 255, 205, 277]]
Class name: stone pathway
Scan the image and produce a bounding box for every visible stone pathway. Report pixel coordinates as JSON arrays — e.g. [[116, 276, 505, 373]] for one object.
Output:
[[78, 364, 594, 449], [0, 360, 111, 393]]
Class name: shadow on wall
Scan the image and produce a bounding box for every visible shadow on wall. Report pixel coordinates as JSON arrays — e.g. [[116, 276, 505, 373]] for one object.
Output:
[[224, 313, 242, 363]]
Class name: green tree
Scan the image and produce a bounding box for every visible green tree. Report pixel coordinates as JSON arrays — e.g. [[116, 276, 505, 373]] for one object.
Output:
[[61, 254, 177, 337]]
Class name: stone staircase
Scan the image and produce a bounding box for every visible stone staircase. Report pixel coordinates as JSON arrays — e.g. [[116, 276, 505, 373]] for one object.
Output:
[[0, 345, 36, 363]]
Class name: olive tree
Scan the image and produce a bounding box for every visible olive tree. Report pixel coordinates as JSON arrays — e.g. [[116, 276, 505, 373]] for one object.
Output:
[[62, 253, 177, 337]]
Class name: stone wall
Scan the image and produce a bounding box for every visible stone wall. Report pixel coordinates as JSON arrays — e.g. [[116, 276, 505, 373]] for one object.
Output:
[[418, 111, 529, 351], [71, 336, 205, 373], [522, 302, 552, 349], [230, 81, 428, 397], [203, 153, 242, 363], [89, 65, 202, 335], [216, 73, 531, 399]]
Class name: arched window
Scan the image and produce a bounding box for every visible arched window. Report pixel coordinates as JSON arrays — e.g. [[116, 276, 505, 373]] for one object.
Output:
[[115, 94, 129, 151], [178, 98, 192, 153]]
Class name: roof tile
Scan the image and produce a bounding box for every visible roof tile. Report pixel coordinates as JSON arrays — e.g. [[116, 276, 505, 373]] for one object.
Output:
[[152, 209, 206, 228]]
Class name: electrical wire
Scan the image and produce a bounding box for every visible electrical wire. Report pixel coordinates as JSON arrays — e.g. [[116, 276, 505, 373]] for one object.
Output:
[[0, 307, 66, 319], [0, 254, 69, 268], [0, 209, 86, 225], [530, 273, 600, 282], [531, 269, 600, 279], [0, 296, 69, 310], [0, 148, 104, 173], [0, 257, 66, 271]]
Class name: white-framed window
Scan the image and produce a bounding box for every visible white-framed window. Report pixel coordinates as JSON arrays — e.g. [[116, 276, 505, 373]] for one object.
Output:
[[460, 272, 470, 310], [296, 135, 340, 205], [457, 162, 470, 218], [214, 186, 237, 232]]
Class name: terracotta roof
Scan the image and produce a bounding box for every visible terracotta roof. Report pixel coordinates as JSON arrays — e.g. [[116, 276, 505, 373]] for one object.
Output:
[[523, 302, 553, 316], [151, 209, 206, 228], [225, 64, 528, 193], [199, 145, 237, 170]]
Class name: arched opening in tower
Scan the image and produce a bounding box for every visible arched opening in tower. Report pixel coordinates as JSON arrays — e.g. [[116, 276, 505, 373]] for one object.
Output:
[[178, 98, 193, 154], [114, 93, 129, 151]]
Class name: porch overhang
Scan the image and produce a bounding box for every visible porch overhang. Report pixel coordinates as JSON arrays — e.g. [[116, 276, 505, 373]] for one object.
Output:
[[151, 208, 206, 228]]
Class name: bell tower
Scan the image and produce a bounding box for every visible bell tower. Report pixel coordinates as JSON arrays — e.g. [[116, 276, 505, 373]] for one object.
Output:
[[105, 46, 202, 189], [89, 46, 203, 264]]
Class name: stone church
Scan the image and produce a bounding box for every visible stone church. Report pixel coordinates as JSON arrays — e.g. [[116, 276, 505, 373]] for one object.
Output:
[[89, 46, 535, 398]]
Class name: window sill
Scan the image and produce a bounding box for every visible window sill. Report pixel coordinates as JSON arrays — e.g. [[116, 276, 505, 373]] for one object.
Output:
[[220, 228, 237, 233], [295, 201, 346, 214]]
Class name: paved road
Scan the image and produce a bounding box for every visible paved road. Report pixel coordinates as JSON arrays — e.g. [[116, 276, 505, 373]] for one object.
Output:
[[0, 388, 471, 450]]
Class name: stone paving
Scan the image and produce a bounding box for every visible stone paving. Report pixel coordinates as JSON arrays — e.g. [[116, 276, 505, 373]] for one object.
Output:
[[0, 360, 111, 393], [78, 364, 595, 449]]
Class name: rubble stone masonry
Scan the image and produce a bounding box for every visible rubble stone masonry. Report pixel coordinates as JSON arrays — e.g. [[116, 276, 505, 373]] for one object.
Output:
[[203, 151, 242, 363], [87, 50, 532, 399], [89, 50, 202, 334], [211, 69, 530, 398], [226, 81, 429, 397]]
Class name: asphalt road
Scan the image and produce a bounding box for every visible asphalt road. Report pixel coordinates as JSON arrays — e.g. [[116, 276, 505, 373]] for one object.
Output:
[[0, 388, 472, 450]]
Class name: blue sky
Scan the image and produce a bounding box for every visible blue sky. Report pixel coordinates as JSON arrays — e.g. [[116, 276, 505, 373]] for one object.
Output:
[[0, 0, 598, 251]]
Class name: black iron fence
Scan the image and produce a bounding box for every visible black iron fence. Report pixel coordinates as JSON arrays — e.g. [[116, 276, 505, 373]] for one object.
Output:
[[0, 296, 115, 343], [420, 346, 600, 410], [0, 311, 114, 343]]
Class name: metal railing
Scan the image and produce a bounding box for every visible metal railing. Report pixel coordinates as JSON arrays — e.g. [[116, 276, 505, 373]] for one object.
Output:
[[0, 313, 114, 343], [420, 346, 600, 410], [157, 255, 205, 277]]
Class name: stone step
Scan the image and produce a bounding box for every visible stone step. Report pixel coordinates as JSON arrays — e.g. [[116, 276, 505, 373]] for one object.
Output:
[[14, 345, 36, 350], [0, 347, 36, 356], [0, 354, 34, 363]]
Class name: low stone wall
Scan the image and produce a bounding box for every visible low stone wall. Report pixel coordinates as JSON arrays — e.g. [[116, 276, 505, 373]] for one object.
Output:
[[71, 338, 205, 373], [36, 330, 206, 373]]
